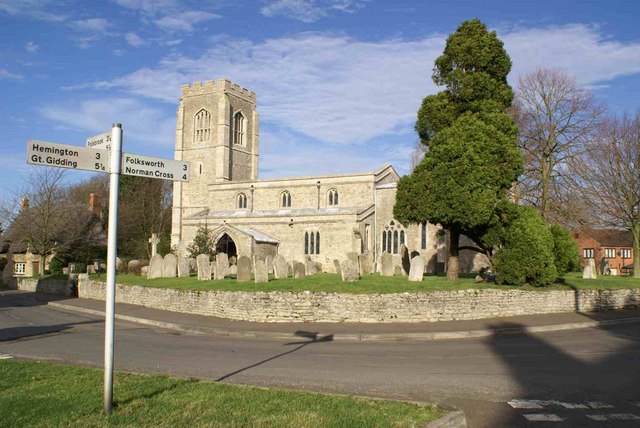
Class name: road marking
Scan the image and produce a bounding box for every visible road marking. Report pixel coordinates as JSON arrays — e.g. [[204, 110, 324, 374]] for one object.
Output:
[[0, 354, 13, 359], [587, 413, 640, 421], [524, 414, 564, 422], [556, 401, 589, 409], [508, 399, 589, 409], [587, 402, 614, 409], [508, 399, 543, 409]]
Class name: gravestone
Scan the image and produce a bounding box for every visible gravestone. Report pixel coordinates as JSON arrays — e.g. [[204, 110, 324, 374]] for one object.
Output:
[[162, 254, 177, 278], [189, 258, 197, 273], [393, 265, 404, 276], [380, 252, 394, 276], [127, 260, 143, 275], [141, 266, 148, 277], [273, 255, 289, 279], [177, 257, 190, 278], [408, 255, 425, 282], [229, 264, 237, 276], [196, 254, 211, 280], [147, 254, 163, 279], [115, 257, 124, 273], [583, 258, 597, 279], [62, 267, 69, 275], [254, 260, 269, 283], [265, 255, 274, 274], [306, 260, 319, 275], [340, 259, 360, 282], [399, 244, 410, 276], [359, 251, 374, 276], [237, 256, 252, 282], [333, 259, 342, 276], [293, 262, 306, 279], [215, 253, 229, 280], [148, 233, 160, 257], [346, 252, 359, 264]]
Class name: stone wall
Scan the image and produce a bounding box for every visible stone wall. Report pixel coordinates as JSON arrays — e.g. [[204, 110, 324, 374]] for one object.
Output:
[[11, 277, 73, 296], [77, 275, 640, 323]]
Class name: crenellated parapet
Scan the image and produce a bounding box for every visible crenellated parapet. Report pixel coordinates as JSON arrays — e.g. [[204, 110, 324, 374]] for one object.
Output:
[[180, 78, 256, 102]]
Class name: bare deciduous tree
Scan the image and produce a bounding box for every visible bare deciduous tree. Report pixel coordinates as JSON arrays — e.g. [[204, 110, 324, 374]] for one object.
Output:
[[513, 68, 604, 224], [570, 112, 640, 278]]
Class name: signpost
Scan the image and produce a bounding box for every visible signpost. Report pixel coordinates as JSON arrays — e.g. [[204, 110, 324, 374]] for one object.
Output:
[[25, 125, 189, 415]]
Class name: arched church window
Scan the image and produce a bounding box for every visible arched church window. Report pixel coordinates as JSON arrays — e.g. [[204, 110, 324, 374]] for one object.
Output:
[[382, 220, 406, 254], [304, 230, 321, 255], [328, 189, 339, 206], [281, 191, 291, 208], [194, 109, 211, 143], [233, 112, 245, 146], [236, 193, 247, 209], [421, 222, 428, 249], [304, 232, 309, 255]]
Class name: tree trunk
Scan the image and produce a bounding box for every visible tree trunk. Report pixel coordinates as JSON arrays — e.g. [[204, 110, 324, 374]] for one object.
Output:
[[447, 226, 460, 281], [633, 223, 640, 279]]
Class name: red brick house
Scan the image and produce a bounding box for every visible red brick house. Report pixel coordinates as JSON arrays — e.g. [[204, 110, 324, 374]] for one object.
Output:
[[572, 228, 634, 275]]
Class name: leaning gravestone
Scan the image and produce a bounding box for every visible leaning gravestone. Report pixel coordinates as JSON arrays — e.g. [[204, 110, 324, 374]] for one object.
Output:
[[273, 255, 289, 279], [380, 252, 394, 276], [163, 254, 177, 278], [196, 254, 211, 280], [177, 257, 190, 278], [306, 260, 319, 275], [333, 259, 342, 276], [254, 260, 269, 283], [189, 258, 197, 273], [293, 262, 306, 279], [141, 266, 148, 277], [583, 258, 597, 279], [393, 265, 404, 276], [215, 253, 229, 280], [148, 254, 163, 279], [346, 252, 359, 264], [115, 257, 124, 273], [237, 256, 252, 282], [340, 259, 360, 282], [127, 260, 142, 275], [359, 251, 374, 276], [408, 255, 425, 282], [265, 255, 274, 274]]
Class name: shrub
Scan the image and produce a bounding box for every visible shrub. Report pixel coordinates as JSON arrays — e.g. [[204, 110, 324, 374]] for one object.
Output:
[[48, 257, 64, 274], [493, 206, 557, 286], [549, 224, 580, 275], [186, 224, 216, 259]]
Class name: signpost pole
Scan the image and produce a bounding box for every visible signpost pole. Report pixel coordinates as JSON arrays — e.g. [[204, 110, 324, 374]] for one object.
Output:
[[103, 123, 122, 415]]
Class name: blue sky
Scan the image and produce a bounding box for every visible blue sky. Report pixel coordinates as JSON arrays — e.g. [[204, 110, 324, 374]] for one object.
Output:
[[1, 0, 640, 202]]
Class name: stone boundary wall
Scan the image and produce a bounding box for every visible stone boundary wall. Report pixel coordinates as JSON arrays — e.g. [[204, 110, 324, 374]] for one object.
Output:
[[10, 277, 74, 296], [77, 276, 640, 323]]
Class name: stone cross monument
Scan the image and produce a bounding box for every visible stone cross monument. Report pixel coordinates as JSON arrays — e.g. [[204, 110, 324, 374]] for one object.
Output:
[[149, 233, 160, 257]]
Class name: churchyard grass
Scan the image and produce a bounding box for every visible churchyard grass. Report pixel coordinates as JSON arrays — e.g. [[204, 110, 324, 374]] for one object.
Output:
[[88, 271, 640, 293], [0, 359, 442, 427]]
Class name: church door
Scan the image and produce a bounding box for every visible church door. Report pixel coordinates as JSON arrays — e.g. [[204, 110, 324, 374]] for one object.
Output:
[[216, 234, 237, 260]]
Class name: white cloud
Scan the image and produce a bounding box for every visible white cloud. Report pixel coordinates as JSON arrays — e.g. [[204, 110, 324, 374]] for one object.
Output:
[[0, 0, 67, 22], [154, 10, 220, 32], [112, 49, 126, 56], [71, 18, 110, 34], [40, 98, 176, 148], [125, 32, 146, 47], [69, 24, 640, 149], [260, 0, 366, 22], [111, 0, 179, 15], [0, 68, 23, 79], [25, 41, 39, 52]]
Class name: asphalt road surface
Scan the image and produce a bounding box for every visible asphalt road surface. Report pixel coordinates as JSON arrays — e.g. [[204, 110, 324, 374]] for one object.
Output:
[[1, 292, 639, 427]]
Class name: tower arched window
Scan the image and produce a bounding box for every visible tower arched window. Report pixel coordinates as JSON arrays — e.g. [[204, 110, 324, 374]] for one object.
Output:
[[236, 193, 247, 209], [233, 112, 245, 146], [382, 220, 406, 254], [281, 191, 291, 208], [328, 189, 339, 206], [304, 230, 321, 255], [194, 109, 211, 143]]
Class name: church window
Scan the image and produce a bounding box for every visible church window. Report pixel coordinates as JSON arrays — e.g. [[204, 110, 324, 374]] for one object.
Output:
[[382, 220, 405, 254], [421, 222, 428, 249], [281, 191, 291, 208], [304, 231, 321, 255], [233, 112, 245, 146], [194, 109, 211, 143], [236, 193, 247, 209], [328, 189, 339, 206]]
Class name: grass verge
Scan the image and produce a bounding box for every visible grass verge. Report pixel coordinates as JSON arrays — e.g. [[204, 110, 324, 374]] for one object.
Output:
[[0, 359, 442, 428]]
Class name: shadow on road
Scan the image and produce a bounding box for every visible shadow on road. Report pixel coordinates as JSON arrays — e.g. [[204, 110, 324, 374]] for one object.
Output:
[[216, 331, 333, 382], [0, 320, 100, 342]]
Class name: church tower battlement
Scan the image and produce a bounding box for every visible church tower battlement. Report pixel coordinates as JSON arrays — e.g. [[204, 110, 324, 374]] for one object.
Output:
[[171, 78, 259, 247]]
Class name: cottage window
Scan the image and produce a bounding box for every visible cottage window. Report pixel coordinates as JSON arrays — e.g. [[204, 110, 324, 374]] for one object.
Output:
[[14, 262, 26, 275], [620, 248, 632, 259], [194, 109, 211, 143], [281, 191, 291, 208], [604, 248, 616, 258], [233, 112, 245, 146], [583, 248, 594, 258]]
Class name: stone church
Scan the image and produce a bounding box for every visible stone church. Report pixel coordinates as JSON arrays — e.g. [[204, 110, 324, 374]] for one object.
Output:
[[171, 78, 484, 273]]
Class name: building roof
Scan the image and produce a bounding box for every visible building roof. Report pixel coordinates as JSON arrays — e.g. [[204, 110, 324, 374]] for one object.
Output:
[[577, 228, 633, 247], [239, 227, 280, 244], [190, 205, 373, 220]]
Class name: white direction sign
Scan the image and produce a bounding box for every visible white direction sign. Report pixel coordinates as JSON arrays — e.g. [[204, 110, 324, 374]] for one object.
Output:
[[121, 153, 189, 182], [27, 140, 109, 172], [86, 132, 112, 151]]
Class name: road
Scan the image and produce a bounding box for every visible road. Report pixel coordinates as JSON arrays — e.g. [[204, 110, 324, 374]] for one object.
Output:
[[1, 291, 639, 427]]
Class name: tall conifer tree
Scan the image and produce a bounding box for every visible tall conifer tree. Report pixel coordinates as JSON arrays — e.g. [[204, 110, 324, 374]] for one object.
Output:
[[394, 19, 523, 280]]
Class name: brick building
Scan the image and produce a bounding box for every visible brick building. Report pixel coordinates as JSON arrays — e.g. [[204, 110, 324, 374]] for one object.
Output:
[[572, 228, 634, 275]]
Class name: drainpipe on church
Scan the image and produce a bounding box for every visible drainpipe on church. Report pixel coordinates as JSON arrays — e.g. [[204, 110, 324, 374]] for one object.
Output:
[[316, 181, 321, 210], [250, 185, 254, 213]]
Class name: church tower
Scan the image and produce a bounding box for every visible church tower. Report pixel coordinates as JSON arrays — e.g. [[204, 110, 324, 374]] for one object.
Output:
[[171, 79, 259, 247]]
